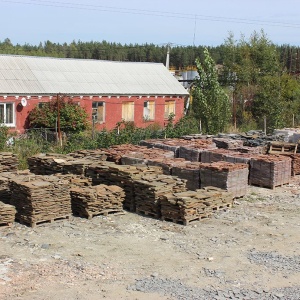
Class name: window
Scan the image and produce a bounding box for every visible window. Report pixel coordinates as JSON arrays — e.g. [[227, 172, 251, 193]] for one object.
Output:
[[122, 101, 134, 121], [164, 100, 175, 119], [143, 101, 155, 121], [38, 102, 47, 109], [0, 103, 14, 126], [92, 101, 105, 122]]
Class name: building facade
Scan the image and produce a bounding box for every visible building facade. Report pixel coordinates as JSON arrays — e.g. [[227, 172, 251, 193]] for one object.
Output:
[[0, 55, 188, 133]]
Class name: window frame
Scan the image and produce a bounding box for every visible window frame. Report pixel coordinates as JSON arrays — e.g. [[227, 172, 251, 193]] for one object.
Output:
[[122, 101, 134, 122], [92, 101, 105, 123], [164, 100, 176, 119], [143, 100, 155, 121], [0, 102, 15, 127]]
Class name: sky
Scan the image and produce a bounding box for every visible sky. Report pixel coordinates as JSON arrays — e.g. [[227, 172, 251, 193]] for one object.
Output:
[[1, 0, 300, 47]]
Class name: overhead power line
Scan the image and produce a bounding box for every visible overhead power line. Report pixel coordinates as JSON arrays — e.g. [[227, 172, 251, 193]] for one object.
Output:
[[1, 0, 300, 29]]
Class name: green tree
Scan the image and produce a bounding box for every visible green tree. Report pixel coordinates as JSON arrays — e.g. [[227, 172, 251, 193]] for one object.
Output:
[[28, 95, 90, 133], [191, 48, 231, 134]]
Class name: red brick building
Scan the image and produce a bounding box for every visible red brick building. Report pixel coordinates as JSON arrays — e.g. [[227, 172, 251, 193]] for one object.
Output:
[[0, 55, 189, 133]]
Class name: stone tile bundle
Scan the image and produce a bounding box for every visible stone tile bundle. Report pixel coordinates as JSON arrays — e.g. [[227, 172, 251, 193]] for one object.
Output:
[[160, 187, 233, 225], [147, 158, 188, 175], [212, 138, 244, 149], [120, 147, 174, 166], [172, 162, 202, 190], [232, 146, 266, 154], [200, 162, 249, 198], [28, 153, 70, 175], [10, 175, 71, 227], [0, 171, 33, 204], [290, 154, 300, 176], [0, 152, 18, 173], [249, 155, 292, 189], [85, 163, 163, 211], [0, 201, 16, 225], [70, 184, 125, 219], [178, 140, 217, 162], [140, 139, 189, 157], [134, 174, 187, 218]]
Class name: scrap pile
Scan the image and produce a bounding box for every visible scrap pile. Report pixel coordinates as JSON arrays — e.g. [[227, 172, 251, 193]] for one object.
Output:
[[160, 187, 233, 225], [10, 175, 71, 227], [70, 184, 125, 219], [0, 201, 16, 225], [212, 137, 244, 149], [134, 174, 186, 218], [147, 158, 187, 175], [85, 163, 162, 211], [0, 152, 18, 172], [172, 162, 202, 190], [249, 155, 292, 189], [200, 162, 249, 198]]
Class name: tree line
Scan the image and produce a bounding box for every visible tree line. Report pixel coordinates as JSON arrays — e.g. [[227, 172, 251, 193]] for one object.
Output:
[[2, 36, 299, 72]]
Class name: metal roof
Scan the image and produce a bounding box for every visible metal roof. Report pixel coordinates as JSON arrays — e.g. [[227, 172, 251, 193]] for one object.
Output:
[[0, 55, 189, 96]]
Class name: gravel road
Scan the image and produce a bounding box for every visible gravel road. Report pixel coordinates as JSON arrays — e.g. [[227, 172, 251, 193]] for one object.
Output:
[[0, 178, 300, 300]]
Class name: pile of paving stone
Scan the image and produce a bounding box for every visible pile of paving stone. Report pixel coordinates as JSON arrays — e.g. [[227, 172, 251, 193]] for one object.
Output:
[[28, 153, 70, 174], [172, 162, 202, 190], [249, 155, 292, 189], [147, 158, 187, 175], [199, 162, 249, 198], [85, 162, 163, 211], [290, 154, 300, 176], [0, 152, 18, 172], [134, 174, 187, 218], [120, 147, 174, 165], [10, 175, 71, 227], [178, 140, 217, 162], [159, 187, 233, 225], [201, 148, 257, 164], [0, 201, 16, 225], [212, 137, 244, 149], [70, 184, 125, 219], [67, 149, 108, 161], [0, 170, 33, 204]]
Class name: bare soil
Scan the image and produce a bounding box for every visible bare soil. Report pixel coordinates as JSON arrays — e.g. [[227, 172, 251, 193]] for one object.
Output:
[[0, 178, 300, 300]]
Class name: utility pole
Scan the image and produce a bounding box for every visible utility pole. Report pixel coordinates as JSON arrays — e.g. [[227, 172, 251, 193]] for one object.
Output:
[[166, 43, 170, 70]]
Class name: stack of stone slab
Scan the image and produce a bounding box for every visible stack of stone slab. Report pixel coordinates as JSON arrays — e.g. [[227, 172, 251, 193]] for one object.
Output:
[[120, 147, 174, 165], [213, 138, 244, 149], [85, 162, 163, 211], [0, 152, 18, 172], [140, 138, 189, 157], [0, 201, 16, 225], [200, 162, 249, 198], [67, 149, 107, 161], [147, 158, 187, 175], [232, 146, 265, 154], [10, 175, 71, 227], [0, 171, 33, 204], [172, 162, 202, 190], [134, 174, 187, 218], [178, 139, 217, 162], [201, 149, 256, 164], [290, 154, 300, 176], [160, 187, 233, 225], [249, 155, 292, 189], [28, 153, 69, 174], [70, 184, 125, 219]]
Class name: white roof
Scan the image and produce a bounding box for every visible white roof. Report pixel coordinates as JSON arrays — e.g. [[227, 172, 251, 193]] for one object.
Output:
[[0, 55, 188, 96]]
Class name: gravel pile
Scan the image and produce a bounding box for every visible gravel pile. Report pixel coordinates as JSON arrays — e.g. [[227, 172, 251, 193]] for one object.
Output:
[[128, 276, 300, 300], [247, 249, 300, 273]]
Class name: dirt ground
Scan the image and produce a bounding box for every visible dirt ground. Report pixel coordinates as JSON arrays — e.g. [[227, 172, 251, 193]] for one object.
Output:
[[0, 178, 300, 300]]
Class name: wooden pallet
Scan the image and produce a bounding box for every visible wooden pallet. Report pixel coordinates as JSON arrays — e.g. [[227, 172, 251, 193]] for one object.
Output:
[[268, 142, 297, 155], [17, 215, 71, 228], [249, 182, 289, 190], [183, 214, 210, 225], [212, 203, 233, 211], [75, 209, 125, 219], [136, 209, 159, 219], [0, 222, 13, 228]]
